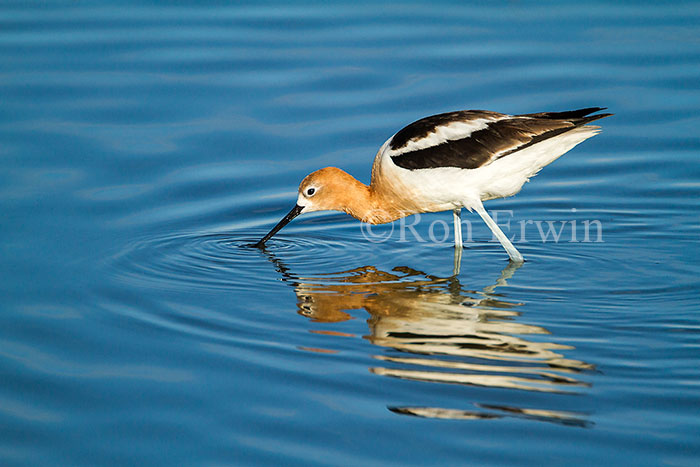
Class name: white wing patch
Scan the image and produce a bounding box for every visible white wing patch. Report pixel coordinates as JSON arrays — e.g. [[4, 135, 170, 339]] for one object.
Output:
[[391, 116, 504, 156]]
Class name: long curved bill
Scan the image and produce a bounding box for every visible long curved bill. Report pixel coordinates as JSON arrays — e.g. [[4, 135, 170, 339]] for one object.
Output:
[[254, 204, 304, 248]]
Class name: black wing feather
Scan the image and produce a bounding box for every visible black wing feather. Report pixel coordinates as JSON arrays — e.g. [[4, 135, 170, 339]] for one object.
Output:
[[389, 110, 502, 151], [390, 108, 611, 171]]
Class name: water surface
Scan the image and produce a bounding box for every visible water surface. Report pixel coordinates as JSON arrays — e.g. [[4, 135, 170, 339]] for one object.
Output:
[[2, 1, 700, 465]]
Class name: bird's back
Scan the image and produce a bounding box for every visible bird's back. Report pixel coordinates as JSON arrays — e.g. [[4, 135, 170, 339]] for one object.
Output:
[[371, 108, 611, 209]]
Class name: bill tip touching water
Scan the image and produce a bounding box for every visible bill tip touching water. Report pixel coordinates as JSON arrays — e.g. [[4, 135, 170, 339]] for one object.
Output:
[[254, 107, 612, 261]]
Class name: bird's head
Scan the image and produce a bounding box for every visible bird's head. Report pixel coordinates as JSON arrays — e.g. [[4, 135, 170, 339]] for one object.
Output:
[[254, 167, 361, 247], [296, 167, 356, 213]]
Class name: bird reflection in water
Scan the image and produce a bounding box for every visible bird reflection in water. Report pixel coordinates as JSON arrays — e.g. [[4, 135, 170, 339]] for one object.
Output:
[[262, 250, 594, 427]]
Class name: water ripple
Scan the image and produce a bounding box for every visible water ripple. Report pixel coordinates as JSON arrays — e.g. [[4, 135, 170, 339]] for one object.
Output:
[[105, 229, 386, 292]]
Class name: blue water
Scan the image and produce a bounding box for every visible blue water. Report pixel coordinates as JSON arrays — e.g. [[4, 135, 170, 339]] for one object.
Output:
[[2, 1, 700, 465]]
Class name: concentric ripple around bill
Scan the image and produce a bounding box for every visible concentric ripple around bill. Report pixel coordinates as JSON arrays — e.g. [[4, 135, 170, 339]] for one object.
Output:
[[104, 229, 389, 293]]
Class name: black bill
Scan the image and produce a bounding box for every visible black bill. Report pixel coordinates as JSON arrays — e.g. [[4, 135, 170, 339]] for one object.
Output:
[[253, 204, 304, 248]]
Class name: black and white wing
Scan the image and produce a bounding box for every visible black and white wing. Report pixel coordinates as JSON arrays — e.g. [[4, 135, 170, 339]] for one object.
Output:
[[387, 107, 612, 171]]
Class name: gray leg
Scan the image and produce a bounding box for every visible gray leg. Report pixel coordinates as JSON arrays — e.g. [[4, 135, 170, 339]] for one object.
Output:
[[473, 201, 524, 262], [453, 208, 463, 249], [453, 242, 462, 276]]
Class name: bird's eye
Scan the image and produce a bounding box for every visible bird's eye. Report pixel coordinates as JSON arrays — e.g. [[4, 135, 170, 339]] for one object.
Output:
[[306, 187, 316, 196]]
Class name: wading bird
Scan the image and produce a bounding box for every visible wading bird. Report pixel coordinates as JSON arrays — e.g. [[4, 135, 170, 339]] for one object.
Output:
[[255, 107, 611, 262]]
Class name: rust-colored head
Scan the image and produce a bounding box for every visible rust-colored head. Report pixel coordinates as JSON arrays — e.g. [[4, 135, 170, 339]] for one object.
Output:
[[254, 167, 369, 247], [296, 167, 366, 213]]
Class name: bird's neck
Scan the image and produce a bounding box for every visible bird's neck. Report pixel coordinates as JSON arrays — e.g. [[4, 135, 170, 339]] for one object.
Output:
[[337, 174, 407, 225]]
